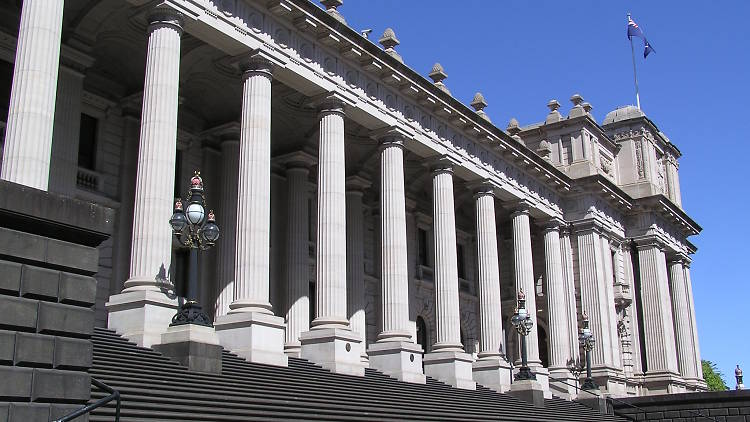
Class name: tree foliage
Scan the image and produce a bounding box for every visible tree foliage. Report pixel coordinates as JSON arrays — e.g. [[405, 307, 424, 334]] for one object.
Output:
[[702, 360, 729, 391]]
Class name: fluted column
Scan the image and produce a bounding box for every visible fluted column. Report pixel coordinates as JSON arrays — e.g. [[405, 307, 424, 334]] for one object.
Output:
[[312, 97, 349, 329], [284, 159, 313, 356], [48, 65, 85, 194], [1, 0, 64, 190], [377, 136, 411, 342], [560, 227, 580, 365], [106, 8, 183, 348], [622, 246, 643, 375], [683, 264, 703, 382], [510, 205, 540, 365], [474, 185, 503, 359], [422, 158, 474, 390], [215, 140, 240, 317], [600, 236, 622, 369], [123, 8, 183, 292], [346, 176, 370, 361], [543, 222, 570, 371], [636, 241, 679, 376], [575, 226, 615, 368], [300, 95, 363, 376], [229, 56, 274, 314], [669, 258, 698, 380], [431, 164, 462, 352]]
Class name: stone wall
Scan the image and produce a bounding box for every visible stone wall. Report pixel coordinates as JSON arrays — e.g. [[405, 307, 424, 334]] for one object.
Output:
[[0, 181, 114, 421], [613, 391, 750, 421]]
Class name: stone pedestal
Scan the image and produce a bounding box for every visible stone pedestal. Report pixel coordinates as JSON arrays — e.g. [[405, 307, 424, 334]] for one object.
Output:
[[300, 328, 364, 376], [423, 351, 475, 390], [578, 394, 610, 414], [106, 290, 179, 348], [368, 341, 425, 384], [549, 368, 579, 399], [472, 357, 512, 392], [508, 379, 546, 407], [214, 312, 288, 367], [154, 324, 222, 374]]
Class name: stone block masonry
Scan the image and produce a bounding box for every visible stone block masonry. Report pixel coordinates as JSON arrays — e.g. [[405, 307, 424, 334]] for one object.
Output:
[[0, 181, 113, 421]]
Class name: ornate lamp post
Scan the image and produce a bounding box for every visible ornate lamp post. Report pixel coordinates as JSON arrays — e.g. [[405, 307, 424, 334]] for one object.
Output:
[[511, 289, 535, 381], [169, 172, 220, 327], [578, 313, 597, 390]]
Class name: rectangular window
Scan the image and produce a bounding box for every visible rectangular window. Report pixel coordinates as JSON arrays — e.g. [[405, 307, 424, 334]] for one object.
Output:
[[78, 114, 98, 170], [457, 243, 466, 279], [418, 228, 428, 266]]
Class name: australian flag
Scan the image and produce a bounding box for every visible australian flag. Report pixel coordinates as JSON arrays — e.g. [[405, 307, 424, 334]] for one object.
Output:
[[627, 15, 655, 58]]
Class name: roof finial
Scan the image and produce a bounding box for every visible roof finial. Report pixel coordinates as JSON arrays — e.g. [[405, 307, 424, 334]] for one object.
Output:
[[320, 0, 346, 24], [507, 118, 524, 145], [569, 94, 586, 118], [378, 28, 403, 63], [471, 92, 490, 122], [428, 63, 450, 94], [546, 99, 562, 124]]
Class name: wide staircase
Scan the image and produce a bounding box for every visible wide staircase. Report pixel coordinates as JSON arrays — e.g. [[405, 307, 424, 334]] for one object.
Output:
[[87, 327, 623, 421]]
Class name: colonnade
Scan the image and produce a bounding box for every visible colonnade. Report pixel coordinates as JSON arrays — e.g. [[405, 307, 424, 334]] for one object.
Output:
[[0, 1, 704, 395]]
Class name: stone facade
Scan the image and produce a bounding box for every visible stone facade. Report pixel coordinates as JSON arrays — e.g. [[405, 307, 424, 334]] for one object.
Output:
[[0, 0, 703, 399]]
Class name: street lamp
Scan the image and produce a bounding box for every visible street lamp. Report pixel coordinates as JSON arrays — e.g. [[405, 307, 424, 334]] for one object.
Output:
[[169, 172, 220, 327], [578, 312, 598, 390], [511, 289, 535, 381]]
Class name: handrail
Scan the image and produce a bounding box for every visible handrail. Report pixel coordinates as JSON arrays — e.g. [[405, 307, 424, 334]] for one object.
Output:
[[54, 377, 120, 422], [548, 375, 718, 421]]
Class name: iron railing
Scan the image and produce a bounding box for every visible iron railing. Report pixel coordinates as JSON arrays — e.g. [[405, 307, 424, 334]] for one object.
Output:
[[54, 378, 120, 422]]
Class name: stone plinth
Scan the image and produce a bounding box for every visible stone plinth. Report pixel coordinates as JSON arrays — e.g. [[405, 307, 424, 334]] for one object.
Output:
[[423, 351, 475, 390], [214, 312, 288, 367], [508, 379, 546, 407], [472, 357, 512, 392], [300, 328, 365, 377], [368, 341, 425, 384], [154, 324, 222, 374], [106, 290, 179, 348]]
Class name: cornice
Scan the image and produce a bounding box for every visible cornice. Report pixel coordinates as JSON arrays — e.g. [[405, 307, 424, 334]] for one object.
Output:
[[629, 194, 701, 237]]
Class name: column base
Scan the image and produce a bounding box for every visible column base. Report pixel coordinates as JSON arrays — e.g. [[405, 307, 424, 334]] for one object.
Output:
[[214, 312, 288, 367], [300, 327, 365, 376], [472, 356, 512, 392], [284, 342, 302, 358], [685, 378, 708, 392], [589, 366, 629, 397], [423, 350, 475, 390], [368, 341, 425, 384], [642, 371, 687, 395], [513, 364, 552, 398], [508, 379, 546, 407], [549, 367, 579, 399], [153, 323, 222, 374], [106, 290, 179, 348]]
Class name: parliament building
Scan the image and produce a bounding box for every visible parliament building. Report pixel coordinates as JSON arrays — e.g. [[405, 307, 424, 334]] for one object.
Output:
[[0, 0, 707, 419]]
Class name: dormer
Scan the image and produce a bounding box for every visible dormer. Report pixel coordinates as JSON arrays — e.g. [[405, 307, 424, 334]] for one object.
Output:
[[602, 106, 683, 207]]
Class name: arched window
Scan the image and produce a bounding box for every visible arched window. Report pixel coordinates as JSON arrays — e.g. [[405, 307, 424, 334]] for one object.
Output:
[[416, 316, 428, 353]]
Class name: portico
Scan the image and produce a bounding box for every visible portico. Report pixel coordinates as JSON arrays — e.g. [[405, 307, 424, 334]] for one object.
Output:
[[0, 0, 705, 399]]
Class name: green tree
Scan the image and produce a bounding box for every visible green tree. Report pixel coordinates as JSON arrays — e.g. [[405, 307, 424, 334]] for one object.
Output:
[[702, 360, 729, 391]]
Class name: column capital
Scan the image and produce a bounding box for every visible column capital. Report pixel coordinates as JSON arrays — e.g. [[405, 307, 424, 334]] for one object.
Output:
[[346, 175, 372, 193], [632, 235, 666, 251], [371, 126, 411, 148], [569, 219, 602, 236], [308, 92, 351, 117], [147, 6, 184, 34], [467, 179, 497, 199], [273, 150, 316, 170], [240, 54, 274, 79], [507, 199, 534, 218], [427, 155, 461, 176], [540, 217, 566, 233], [669, 252, 691, 266]]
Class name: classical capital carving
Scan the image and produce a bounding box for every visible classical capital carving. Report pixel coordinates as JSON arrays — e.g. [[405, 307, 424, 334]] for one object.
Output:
[[345, 175, 372, 193], [507, 199, 534, 218], [466, 179, 495, 199], [240, 54, 274, 79], [540, 217, 566, 232], [147, 6, 184, 34], [427, 155, 459, 176]]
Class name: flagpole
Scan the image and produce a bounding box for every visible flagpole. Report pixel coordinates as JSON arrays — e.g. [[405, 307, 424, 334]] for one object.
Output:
[[628, 13, 641, 110]]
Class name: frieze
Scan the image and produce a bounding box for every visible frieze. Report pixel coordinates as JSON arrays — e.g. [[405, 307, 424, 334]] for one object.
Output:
[[187, 0, 564, 215]]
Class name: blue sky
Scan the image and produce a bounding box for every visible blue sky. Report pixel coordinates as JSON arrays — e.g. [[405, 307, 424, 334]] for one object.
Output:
[[324, 1, 749, 385]]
